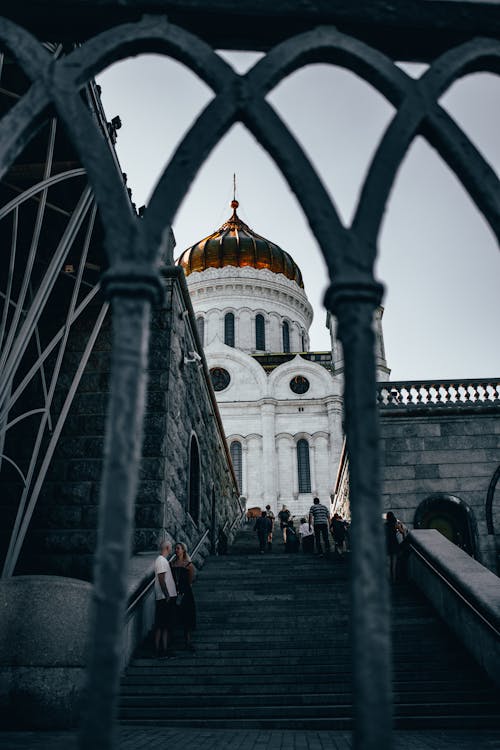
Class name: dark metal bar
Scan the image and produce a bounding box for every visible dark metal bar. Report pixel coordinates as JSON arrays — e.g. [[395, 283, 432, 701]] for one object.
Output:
[[327, 280, 392, 750], [3, 1, 500, 59], [79, 295, 153, 750]]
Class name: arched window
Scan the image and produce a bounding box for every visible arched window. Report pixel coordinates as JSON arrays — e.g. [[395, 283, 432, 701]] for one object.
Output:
[[230, 440, 243, 493], [282, 321, 290, 353], [301, 331, 307, 352], [224, 312, 235, 347], [188, 435, 200, 523], [255, 314, 265, 350], [196, 316, 204, 346], [297, 439, 311, 493]]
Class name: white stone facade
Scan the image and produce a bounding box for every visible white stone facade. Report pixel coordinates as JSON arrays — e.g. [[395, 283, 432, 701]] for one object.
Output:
[[187, 266, 312, 354], [183, 262, 347, 519]]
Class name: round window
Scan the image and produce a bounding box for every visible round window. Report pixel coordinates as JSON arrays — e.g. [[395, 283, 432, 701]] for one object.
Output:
[[290, 375, 310, 394], [210, 367, 231, 391]]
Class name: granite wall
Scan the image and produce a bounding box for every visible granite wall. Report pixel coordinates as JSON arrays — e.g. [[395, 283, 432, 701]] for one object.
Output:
[[13, 267, 241, 580], [380, 412, 500, 572]]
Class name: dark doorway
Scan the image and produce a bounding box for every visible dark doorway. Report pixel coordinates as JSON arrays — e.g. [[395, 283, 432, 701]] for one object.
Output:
[[414, 493, 477, 557]]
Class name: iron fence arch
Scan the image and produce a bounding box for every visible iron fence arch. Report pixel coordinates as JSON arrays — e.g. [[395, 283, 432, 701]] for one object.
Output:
[[0, 8, 498, 750]]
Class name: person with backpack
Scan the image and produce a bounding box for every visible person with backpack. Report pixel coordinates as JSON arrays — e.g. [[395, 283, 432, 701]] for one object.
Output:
[[330, 513, 347, 557], [254, 510, 272, 554], [285, 518, 300, 553], [278, 505, 291, 543]]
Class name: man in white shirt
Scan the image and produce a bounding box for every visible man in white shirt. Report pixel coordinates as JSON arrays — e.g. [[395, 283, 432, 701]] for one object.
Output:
[[154, 540, 177, 658]]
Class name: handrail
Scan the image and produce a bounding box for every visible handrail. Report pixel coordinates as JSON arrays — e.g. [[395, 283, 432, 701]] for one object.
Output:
[[126, 528, 210, 617], [230, 509, 246, 531], [409, 541, 500, 639]]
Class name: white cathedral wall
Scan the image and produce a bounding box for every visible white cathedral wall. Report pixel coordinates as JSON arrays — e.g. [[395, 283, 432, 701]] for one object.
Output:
[[186, 267, 313, 353], [186, 264, 350, 521], [223, 397, 337, 519]]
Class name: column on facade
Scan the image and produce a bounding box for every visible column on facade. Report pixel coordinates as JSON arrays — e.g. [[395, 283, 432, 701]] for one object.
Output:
[[326, 396, 344, 484], [237, 307, 252, 351], [313, 432, 330, 502], [276, 433, 293, 513], [242, 442, 249, 499], [291, 321, 301, 352], [327, 313, 344, 374], [206, 309, 219, 347], [374, 306, 390, 382], [291, 439, 298, 500], [309, 440, 317, 497], [245, 434, 263, 506], [269, 312, 281, 353], [261, 400, 276, 507]]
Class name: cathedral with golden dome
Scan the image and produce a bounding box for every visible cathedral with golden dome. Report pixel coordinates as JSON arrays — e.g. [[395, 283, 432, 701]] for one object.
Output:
[[176, 199, 390, 517]]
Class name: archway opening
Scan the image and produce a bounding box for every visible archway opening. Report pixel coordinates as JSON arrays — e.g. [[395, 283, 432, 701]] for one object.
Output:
[[414, 493, 477, 557]]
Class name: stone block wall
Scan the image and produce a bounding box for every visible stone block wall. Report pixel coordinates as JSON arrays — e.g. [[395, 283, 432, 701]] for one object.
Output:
[[14, 268, 241, 580], [380, 412, 500, 571]]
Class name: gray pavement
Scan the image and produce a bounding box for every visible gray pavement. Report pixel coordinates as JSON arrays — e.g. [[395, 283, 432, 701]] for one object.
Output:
[[2, 728, 500, 750]]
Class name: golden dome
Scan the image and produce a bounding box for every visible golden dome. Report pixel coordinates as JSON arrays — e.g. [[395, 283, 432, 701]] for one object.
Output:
[[175, 200, 304, 288]]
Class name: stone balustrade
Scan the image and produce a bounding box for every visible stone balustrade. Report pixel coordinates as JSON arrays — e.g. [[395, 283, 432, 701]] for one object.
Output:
[[377, 378, 500, 412]]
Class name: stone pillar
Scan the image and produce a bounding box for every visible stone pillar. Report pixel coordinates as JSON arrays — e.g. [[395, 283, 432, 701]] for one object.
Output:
[[309, 442, 317, 496], [245, 435, 261, 506], [269, 312, 280, 352], [326, 280, 392, 750], [291, 322, 301, 352], [238, 308, 252, 352], [261, 401, 276, 506], [314, 434, 330, 499], [291, 441, 298, 498], [276, 435, 291, 512], [242, 442, 248, 498], [374, 306, 391, 382], [326, 397, 344, 476]]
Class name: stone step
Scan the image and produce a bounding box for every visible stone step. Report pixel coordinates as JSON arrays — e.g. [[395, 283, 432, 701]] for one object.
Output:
[[125, 662, 481, 679], [119, 715, 500, 730], [118, 700, 500, 720], [119, 526, 500, 731], [121, 680, 490, 705], [119, 690, 497, 708]]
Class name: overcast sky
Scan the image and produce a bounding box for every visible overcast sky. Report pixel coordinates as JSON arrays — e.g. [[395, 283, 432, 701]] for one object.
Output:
[[98, 51, 500, 381]]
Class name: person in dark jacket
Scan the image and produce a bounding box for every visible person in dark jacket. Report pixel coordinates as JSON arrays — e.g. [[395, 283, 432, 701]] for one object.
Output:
[[385, 511, 402, 583], [285, 519, 300, 553], [330, 513, 347, 557], [254, 511, 272, 554]]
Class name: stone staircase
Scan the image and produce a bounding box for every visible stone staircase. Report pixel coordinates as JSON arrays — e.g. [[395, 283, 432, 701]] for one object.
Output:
[[119, 524, 500, 729]]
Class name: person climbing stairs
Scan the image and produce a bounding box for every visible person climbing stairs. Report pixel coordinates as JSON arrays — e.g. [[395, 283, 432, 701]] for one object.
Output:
[[119, 524, 500, 728]]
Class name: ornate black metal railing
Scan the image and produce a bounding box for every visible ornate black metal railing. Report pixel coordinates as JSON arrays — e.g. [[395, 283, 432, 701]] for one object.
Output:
[[378, 378, 500, 412], [0, 4, 498, 750]]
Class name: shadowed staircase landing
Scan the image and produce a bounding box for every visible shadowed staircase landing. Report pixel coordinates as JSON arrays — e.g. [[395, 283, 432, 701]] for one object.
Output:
[[119, 524, 500, 729]]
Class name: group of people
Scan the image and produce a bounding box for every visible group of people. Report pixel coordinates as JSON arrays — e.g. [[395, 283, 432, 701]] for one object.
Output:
[[154, 540, 197, 658], [254, 498, 350, 557]]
